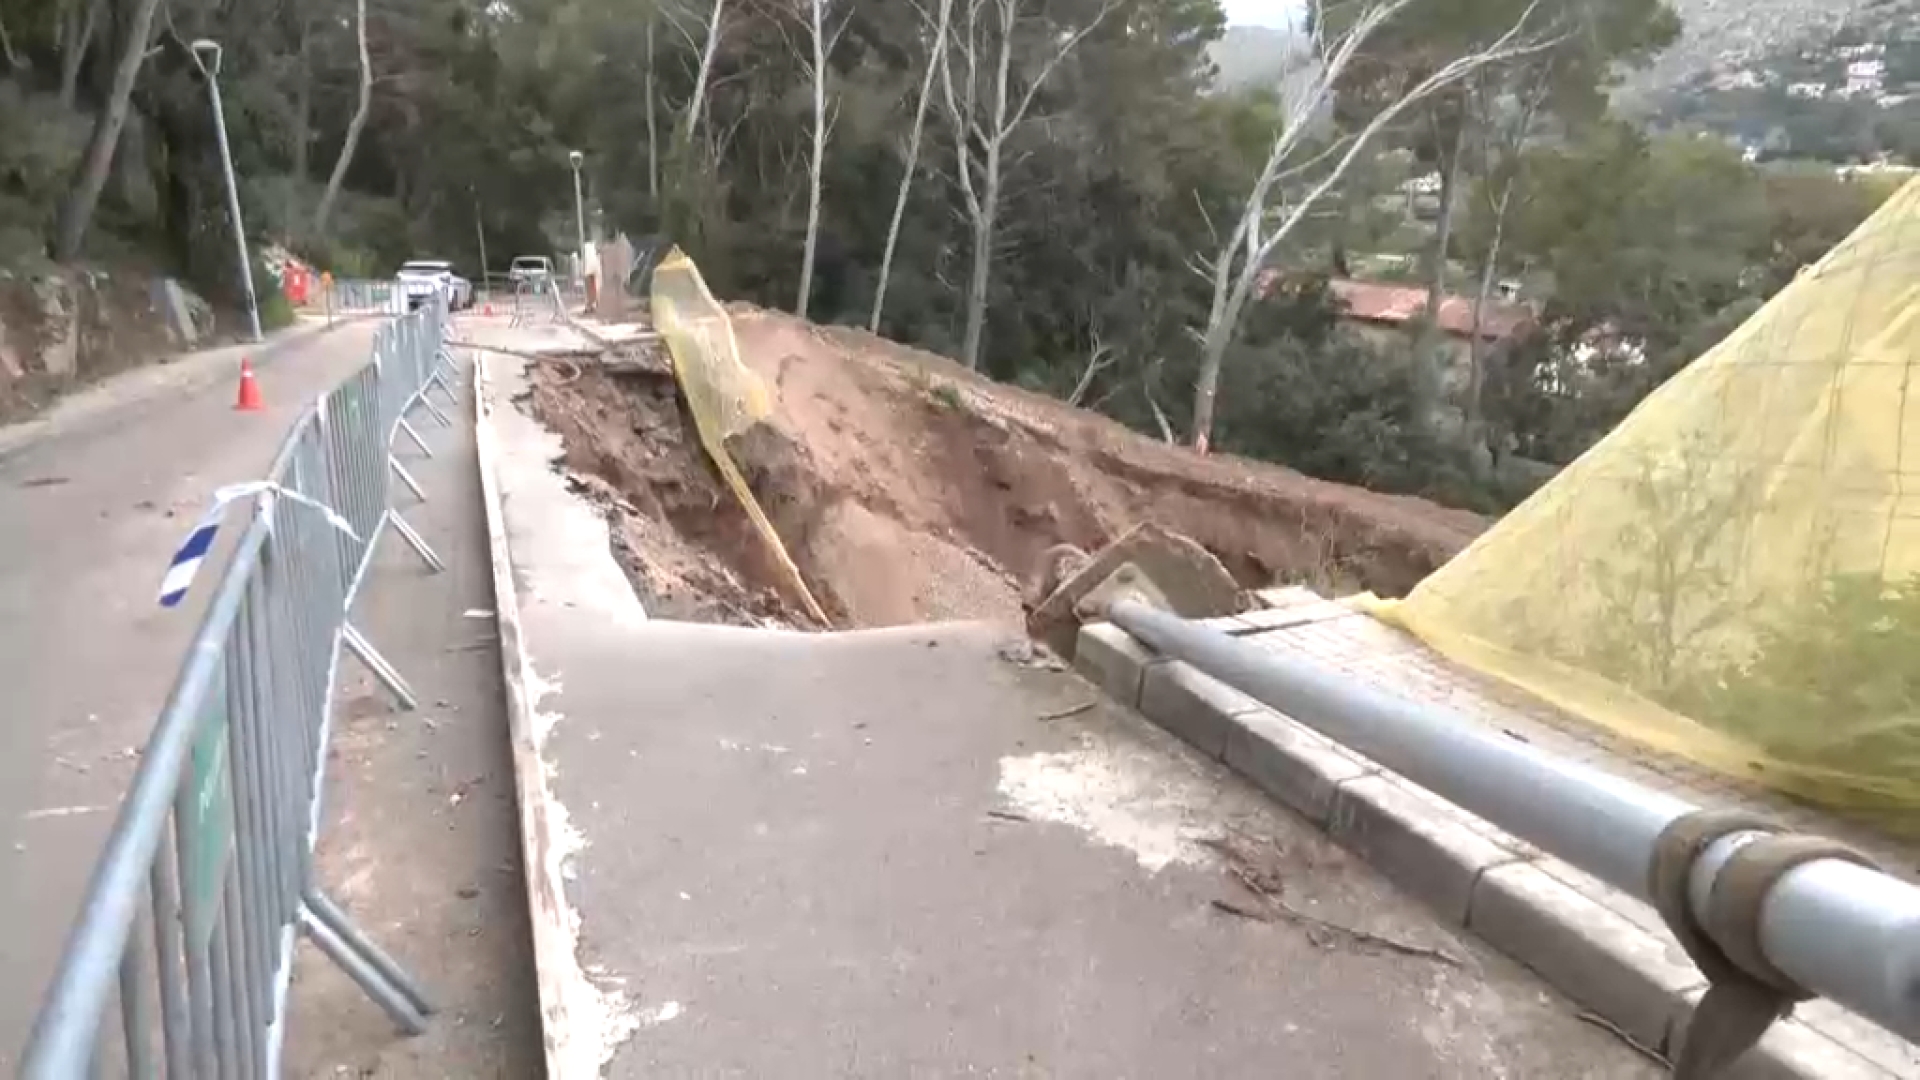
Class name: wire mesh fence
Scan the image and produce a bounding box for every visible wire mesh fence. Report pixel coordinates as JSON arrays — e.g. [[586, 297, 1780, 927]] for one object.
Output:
[[1378, 176, 1920, 828], [19, 300, 461, 1078]]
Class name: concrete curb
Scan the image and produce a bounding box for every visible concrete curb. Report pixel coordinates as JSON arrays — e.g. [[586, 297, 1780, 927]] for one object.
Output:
[[1075, 621, 1918, 1080], [472, 352, 582, 1080]]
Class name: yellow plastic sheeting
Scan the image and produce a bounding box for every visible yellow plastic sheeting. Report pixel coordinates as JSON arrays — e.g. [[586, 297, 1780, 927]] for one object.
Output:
[[651, 249, 829, 626], [1375, 178, 1920, 826]]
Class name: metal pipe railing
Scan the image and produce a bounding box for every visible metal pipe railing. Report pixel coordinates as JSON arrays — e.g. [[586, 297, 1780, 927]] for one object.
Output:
[[1105, 599, 1920, 1043]]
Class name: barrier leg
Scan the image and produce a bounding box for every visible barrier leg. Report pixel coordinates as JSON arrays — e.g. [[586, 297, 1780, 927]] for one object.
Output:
[[414, 394, 453, 429], [431, 352, 462, 394], [429, 369, 459, 409], [341, 623, 417, 711], [118, 916, 156, 1078], [398, 418, 433, 459], [297, 900, 428, 1036], [307, 890, 435, 1017], [390, 457, 427, 503], [387, 509, 445, 573]]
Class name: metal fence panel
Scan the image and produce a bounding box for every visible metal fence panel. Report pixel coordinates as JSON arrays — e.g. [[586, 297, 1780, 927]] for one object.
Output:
[[321, 279, 403, 318], [20, 300, 457, 1078]]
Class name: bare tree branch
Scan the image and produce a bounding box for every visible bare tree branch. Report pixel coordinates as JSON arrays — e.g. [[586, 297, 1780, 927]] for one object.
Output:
[[1067, 326, 1117, 407], [1003, 0, 1120, 134], [873, 0, 956, 331], [939, 0, 1111, 369], [682, 0, 729, 144], [1187, 0, 1560, 453], [796, 0, 830, 316], [314, 0, 373, 238]]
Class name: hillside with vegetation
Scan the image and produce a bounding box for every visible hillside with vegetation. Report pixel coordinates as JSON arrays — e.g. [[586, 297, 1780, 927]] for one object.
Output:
[[1645, 1, 1920, 162], [0, 0, 1902, 512], [1623, 0, 1888, 99]]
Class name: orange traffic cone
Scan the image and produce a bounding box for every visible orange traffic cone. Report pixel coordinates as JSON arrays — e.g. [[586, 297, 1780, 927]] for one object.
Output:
[[235, 358, 264, 412]]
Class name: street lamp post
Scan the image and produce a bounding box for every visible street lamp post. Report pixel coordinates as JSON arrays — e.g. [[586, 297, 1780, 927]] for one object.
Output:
[[568, 150, 587, 289], [191, 40, 262, 342]]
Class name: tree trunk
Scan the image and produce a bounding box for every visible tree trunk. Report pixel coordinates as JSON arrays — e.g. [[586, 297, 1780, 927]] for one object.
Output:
[[959, 0, 1017, 372], [683, 0, 727, 145], [1144, 361, 1176, 444], [871, 0, 952, 332], [959, 162, 999, 371], [1191, 270, 1251, 455], [474, 196, 490, 281], [1411, 111, 1467, 433], [313, 0, 371, 238], [0, 7, 20, 71], [645, 14, 659, 205], [1464, 171, 1515, 478], [1420, 116, 1466, 318], [53, 0, 164, 260], [58, 0, 100, 109], [287, 17, 311, 241], [795, 0, 826, 317]]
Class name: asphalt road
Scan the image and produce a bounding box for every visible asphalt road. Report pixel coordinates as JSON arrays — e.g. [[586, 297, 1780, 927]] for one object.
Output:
[[0, 320, 379, 1067], [475, 342, 1662, 1079]]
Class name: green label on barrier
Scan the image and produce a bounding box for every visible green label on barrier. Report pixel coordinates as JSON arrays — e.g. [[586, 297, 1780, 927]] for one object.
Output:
[[184, 679, 235, 950]]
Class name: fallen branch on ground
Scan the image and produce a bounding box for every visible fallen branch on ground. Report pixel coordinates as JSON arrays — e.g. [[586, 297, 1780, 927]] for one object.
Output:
[[1204, 831, 1466, 967], [1574, 1011, 1669, 1066]]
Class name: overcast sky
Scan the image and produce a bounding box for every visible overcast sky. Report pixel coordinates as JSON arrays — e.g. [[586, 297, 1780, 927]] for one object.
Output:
[[1221, 0, 1298, 28]]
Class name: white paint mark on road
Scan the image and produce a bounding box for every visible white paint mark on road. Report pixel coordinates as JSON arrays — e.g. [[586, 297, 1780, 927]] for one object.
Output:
[[25, 805, 100, 821], [524, 660, 641, 1073], [640, 1001, 683, 1028], [995, 734, 1215, 873]]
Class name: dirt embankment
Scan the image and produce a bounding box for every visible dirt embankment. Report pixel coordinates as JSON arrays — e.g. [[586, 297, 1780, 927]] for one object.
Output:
[[525, 306, 1483, 630], [0, 268, 215, 422]]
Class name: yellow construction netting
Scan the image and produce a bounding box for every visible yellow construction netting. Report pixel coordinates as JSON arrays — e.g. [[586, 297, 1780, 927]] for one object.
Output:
[[1372, 178, 1920, 827], [650, 249, 829, 626]]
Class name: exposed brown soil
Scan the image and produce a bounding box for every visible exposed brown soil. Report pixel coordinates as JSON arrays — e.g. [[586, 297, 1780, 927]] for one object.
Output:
[[0, 271, 198, 422], [526, 305, 1484, 630]]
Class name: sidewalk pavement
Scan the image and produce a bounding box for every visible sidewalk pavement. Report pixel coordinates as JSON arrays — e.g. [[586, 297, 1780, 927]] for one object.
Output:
[[278, 330, 543, 1076]]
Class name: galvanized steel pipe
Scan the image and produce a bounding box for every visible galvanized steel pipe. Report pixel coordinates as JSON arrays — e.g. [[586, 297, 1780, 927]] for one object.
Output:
[[1105, 599, 1920, 1042]]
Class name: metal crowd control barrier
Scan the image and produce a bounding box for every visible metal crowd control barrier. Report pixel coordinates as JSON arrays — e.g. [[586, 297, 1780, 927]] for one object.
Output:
[[1103, 600, 1920, 1055], [507, 275, 564, 328], [19, 299, 464, 1078], [323, 278, 402, 321]]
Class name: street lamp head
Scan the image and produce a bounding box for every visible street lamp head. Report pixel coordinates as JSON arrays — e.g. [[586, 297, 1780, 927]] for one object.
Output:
[[568, 150, 584, 169], [190, 38, 222, 74]]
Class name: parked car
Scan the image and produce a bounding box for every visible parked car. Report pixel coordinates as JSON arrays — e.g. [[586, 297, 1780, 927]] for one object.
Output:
[[509, 255, 553, 288], [396, 260, 472, 310]]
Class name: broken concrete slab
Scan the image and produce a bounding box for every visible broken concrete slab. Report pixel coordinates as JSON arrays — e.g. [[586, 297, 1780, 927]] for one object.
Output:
[[1027, 522, 1240, 661]]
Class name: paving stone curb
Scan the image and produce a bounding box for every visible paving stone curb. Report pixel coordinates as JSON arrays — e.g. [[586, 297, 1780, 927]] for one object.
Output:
[[1073, 621, 1917, 1080]]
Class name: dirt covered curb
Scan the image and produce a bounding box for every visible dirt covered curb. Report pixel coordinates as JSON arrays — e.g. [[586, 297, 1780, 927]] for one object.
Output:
[[520, 306, 1483, 631]]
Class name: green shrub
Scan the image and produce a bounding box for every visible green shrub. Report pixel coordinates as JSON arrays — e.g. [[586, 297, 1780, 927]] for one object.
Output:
[[251, 255, 295, 331]]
